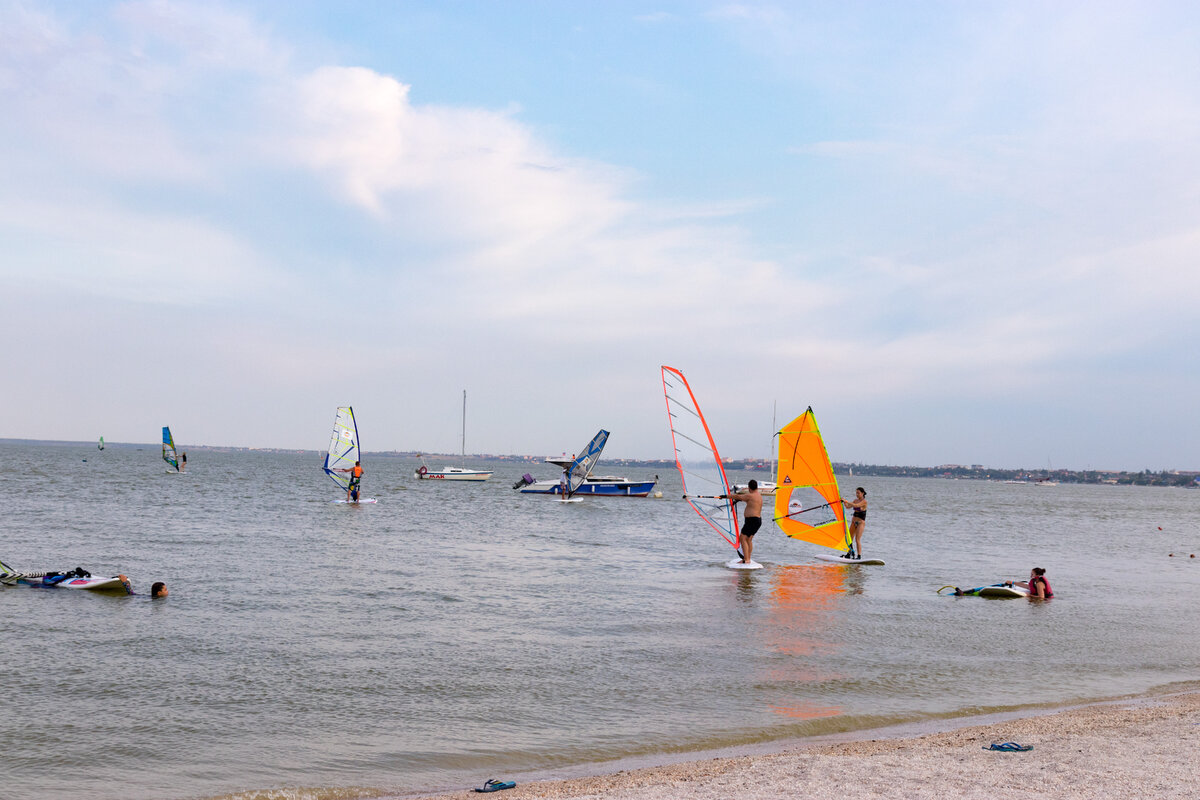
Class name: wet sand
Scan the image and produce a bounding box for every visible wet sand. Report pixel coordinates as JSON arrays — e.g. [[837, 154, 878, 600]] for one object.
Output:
[[413, 690, 1200, 799]]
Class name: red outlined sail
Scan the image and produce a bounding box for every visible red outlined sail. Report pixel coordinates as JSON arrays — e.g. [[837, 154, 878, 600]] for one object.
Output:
[[661, 366, 739, 548]]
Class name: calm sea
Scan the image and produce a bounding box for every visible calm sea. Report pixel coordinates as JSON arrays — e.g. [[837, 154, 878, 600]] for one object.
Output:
[[2, 442, 1198, 799]]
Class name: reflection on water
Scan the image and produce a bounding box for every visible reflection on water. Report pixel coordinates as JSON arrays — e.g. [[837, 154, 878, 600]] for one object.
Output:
[[762, 564, 849, 719]]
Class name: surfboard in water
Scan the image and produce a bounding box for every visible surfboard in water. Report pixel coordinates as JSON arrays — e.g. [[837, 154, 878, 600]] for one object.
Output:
[[661, 366, 753, 567], [162, 427, 179, 471], [558, 429, 610, 502], [775, 408, 881, 564]]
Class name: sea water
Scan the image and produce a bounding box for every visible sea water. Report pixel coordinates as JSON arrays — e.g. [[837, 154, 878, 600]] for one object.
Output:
[[1, 442, 1198, 799]]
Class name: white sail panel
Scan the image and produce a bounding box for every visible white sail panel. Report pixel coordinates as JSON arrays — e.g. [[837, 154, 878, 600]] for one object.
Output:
[[661, 366, 739, 547], [324, 407, 359, 491]]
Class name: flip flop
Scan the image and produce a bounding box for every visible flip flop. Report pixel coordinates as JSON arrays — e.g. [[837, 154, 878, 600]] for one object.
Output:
[[475, 779, 517, 793], [984, 742, 1033, 751]]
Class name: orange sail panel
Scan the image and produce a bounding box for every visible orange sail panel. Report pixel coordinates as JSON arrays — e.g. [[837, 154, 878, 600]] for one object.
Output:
[[774, 408, 851, 552]]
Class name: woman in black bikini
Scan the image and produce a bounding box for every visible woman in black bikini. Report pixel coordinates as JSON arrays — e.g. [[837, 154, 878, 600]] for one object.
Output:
[[842, 487, 867, 559]]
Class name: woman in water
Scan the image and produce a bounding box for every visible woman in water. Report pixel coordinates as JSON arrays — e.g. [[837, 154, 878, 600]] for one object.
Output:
[[842, 487, 867, 559], [1013, 567, 1053, 599]]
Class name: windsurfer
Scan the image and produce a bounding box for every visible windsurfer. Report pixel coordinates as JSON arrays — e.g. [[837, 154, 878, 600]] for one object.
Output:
[[842, 487, 867, 558], [181, 452, 187, 472], [1011, 567, 1053, 599], [336, 461, 364, 502], [728, 480, 763, 563]]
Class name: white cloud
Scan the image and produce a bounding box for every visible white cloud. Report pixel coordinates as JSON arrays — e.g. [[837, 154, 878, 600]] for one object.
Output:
[[3, 1, 1200, 467]]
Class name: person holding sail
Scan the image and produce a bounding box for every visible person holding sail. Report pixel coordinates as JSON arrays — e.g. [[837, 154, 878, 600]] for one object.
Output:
[[841, 487, 867, 559], [727, 480, 763, 564], [335, 460, 364, 502]]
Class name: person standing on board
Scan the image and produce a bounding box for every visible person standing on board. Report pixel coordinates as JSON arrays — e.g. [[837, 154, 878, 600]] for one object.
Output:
[[727, 480, 763, 564], [1012, 567, 1053, 599], [335, 461, 364, 502], [841, 487, 868, 559], [180, 452, 187, 472]]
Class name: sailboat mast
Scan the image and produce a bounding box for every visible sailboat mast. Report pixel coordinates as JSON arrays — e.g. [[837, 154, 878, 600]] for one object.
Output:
[[461, 390, 467, 462]]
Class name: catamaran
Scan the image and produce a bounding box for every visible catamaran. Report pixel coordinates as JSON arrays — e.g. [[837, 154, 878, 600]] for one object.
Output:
[[324, 406, 376, 503], [162, 427, 182, 473], [415, 390, 493, 481], [661, 366, 758, 569], [774, 408, 883, 565]]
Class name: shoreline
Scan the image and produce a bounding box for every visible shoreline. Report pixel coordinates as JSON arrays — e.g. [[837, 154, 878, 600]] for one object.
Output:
[[405, 687, 1200, 799]]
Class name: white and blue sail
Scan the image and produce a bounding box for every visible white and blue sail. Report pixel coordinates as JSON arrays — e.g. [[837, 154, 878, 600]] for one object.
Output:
[[563, 429, 610, 498], [323, 407, 360, 492], [162, 427, 179, 471]]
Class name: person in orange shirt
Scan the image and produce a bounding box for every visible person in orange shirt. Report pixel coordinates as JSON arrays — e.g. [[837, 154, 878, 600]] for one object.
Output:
[[337, 461, 364, 502]]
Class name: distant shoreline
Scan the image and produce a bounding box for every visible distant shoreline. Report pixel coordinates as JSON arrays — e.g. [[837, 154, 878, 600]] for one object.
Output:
[[4, 438, 1196, 486]]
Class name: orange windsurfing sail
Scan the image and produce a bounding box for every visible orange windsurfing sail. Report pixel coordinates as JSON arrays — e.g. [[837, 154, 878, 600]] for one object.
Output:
[[774, 408, 851, 552]]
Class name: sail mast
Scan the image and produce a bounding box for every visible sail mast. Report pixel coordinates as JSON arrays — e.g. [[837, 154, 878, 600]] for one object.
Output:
[[461, 390, 467, 464]]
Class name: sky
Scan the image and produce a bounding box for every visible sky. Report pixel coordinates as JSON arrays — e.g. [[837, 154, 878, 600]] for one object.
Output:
[[2, 1, 1199, 471]]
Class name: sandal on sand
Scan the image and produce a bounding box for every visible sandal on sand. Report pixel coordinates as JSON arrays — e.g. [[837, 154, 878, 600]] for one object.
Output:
[[475, 779, 517, 793], [984, 742, 1032, 751]]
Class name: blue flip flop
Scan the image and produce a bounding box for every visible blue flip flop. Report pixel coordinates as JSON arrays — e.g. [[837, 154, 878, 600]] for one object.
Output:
[[984, 742, 1033, 751], [475, 779, 517, 793]]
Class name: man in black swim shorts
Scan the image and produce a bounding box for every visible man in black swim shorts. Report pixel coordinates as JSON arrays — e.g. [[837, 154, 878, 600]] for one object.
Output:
[[728, 479, 764, 564]]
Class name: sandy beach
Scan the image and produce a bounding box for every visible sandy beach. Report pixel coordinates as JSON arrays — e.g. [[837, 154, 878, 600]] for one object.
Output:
[[413, 689, 1200, 800]]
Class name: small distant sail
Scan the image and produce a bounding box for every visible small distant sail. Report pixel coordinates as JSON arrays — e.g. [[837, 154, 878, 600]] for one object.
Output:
[[323, 407, 359, 491], [98, 436, 104, 451], [774, 408, 851, 552], [162, 427, 179, 471], [661, 366, 739, 549], [564, 430, 610, 497]]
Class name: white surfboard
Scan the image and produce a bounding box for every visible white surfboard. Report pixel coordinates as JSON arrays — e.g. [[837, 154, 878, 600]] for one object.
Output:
[[813, 554, 886, 565], [556, 496, 584, 504], [332, 498, 378, 504], [976, 584, 1029, 598], [18, 574, 130, 591], [726, 558, 764, 570]]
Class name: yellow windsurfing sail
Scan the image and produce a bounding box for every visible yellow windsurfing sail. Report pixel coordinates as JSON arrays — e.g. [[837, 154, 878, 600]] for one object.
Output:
[[774, 408, 851, 552]]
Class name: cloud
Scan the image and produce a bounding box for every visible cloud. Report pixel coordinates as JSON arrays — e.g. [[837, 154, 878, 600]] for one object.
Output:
[[3, 1, 1200, 468]]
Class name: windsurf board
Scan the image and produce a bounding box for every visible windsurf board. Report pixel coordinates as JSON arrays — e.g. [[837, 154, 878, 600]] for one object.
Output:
[[726, 558, 763, 570], [814, 554, 885, 565], [976, 584, 1029, 598]]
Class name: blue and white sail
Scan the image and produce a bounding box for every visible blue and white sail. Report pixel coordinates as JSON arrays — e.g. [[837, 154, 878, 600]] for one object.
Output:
[[162, 427, 179, 471], [323, 407, 360, 491], [563, 429, 610, 498]]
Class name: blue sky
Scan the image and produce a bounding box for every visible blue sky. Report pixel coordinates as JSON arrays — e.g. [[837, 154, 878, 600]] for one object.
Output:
[[2, 1, 1198, 470]]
